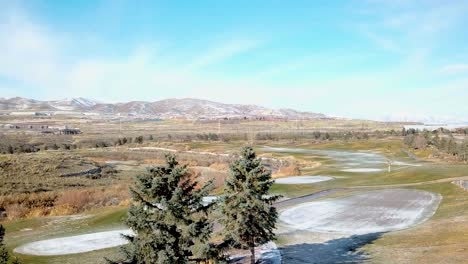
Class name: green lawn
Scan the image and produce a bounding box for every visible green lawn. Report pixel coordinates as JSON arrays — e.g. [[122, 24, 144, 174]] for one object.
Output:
[[4, 207, 128, 264]]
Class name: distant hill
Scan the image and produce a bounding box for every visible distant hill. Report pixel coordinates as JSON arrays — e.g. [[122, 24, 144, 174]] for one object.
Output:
[[0, 97, 327, 120]]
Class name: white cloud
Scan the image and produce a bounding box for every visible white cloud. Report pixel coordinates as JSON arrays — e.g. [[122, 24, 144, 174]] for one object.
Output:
[[439, 64, 468, 75], [359, 28, 401, 53], [354, 1, 468, 55]]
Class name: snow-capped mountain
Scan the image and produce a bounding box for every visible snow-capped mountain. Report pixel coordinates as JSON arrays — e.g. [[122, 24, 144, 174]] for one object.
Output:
[[378, 113, 468, 125], [49, 97, 99, 111], [0, 97, 326, 120]]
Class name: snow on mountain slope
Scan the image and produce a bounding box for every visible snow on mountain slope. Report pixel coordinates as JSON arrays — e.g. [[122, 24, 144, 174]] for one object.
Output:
[[50, 98, 99, 111], [0, 97, 326, 119]]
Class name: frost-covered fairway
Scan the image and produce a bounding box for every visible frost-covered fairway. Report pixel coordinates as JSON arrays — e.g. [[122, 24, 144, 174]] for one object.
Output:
[[280, 189, 441, 235], [340, 168, 382, 172], [275, 175, 333, 184], [14, 229, 133, 256], [14, 228, 281, 263], [262, 146, 422, 173]]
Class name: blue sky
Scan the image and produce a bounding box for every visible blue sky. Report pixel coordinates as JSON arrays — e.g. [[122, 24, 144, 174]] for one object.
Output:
[[1, 0, 468, 121]]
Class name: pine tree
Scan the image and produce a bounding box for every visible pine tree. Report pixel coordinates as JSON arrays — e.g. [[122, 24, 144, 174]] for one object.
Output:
[[7, 145, 13, 154], [462, 139, 468, 162], [0, 225, 10, 264], [219, 147, 280, 264], [448, 138, 458, 155], [109, 154, 217, 264], [432, 133, 440, 148], [439, 137, 448, 152]]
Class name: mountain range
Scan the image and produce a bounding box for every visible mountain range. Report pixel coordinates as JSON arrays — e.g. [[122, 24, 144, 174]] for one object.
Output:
[[0, 97, 327, 120]]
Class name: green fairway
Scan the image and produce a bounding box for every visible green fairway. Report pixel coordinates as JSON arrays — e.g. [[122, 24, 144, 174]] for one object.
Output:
[[4, 207, 127, 264], [4, 139, 467, 264]]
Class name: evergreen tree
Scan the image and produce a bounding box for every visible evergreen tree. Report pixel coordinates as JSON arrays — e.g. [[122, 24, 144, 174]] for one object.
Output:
[[462, 139, 468, 162], [404, 134, 415, 146], [7, 145, 13, 154], [448, 138, 458, 155], [134, 136, 144, 144], [0, 225, 10, 264], [219, 147, 280, 264], [109, 154, 217, 264], [432, 133, 440, 148], [439, 137, 448, 152]]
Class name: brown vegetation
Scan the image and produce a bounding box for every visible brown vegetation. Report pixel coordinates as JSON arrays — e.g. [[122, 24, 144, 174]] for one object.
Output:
[[0, 153, 122, 195], [0, 185, 130, 220]]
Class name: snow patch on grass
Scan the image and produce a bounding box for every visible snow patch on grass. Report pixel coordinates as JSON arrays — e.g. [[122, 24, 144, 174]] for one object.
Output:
[[258, 241, 281, 264], [14, 229, 133, 256], [341, 168, 382, 173], [275, 176, 333, 184], [280, 189, 441, 235]]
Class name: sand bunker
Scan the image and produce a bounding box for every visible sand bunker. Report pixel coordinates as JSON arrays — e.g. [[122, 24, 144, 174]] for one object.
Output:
[[275, 176, 333, 184], [280, 189, 440, 235], [14, 229, 133, 256]]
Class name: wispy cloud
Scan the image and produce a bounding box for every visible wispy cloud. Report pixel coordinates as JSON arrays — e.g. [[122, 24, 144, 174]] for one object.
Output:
[[0, 7, 61, 89], [1, 1, 467, 121], [439, 64, 468, 75], [186, 38, 261, 70], [0, 5, 264, 102], [358, 27, 401, 53], [354, 1, 468, 53]]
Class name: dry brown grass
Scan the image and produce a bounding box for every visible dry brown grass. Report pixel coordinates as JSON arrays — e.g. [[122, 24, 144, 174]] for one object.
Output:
[[368, 217, 468, 263], [189, 166, 228, 190], [52, 185, 130, 215], [0, 185, 130, 220], [0, 192, 57, 219], [0, 152, 127, 195], [273, 164, 301, 178], [209, 162, 229, 171]]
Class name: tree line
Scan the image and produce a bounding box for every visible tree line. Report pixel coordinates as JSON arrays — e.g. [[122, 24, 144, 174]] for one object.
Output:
[[0, 135, 154, 154], [404, 129, 468, 162]]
